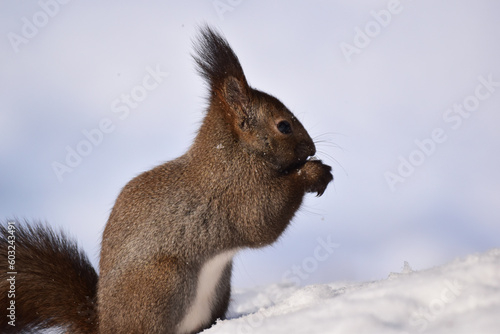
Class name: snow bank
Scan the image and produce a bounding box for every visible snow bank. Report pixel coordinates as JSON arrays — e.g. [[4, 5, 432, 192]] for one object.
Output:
[[206, 248, 500, 334]]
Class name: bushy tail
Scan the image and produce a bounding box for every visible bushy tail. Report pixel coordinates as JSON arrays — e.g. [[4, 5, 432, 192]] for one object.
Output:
[[0, 220, 98, 333]]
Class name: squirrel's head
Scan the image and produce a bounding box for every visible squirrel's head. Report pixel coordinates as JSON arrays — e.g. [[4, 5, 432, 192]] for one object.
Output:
[[193, 26, 316, 173]]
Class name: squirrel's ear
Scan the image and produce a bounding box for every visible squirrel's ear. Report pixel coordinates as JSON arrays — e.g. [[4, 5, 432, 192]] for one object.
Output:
[[193, 26, 253, 123], [222, 76, 251, 120]]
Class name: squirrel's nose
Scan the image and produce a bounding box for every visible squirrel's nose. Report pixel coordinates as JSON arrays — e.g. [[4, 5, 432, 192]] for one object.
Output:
[[297, 140, 316, 161], [307, 142, 316, 157]]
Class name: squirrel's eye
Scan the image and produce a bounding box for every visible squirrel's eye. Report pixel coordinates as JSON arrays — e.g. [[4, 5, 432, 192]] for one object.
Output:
[[277, 120, 292, 135]]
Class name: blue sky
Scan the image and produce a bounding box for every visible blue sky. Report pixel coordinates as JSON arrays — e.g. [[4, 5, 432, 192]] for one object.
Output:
[[1, 0, 499, 288]]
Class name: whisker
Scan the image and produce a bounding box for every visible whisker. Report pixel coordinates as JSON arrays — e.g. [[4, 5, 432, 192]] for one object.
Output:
[[315, 141, 345, 151], [312, 132, 348, 142], [310, 132, 349, 177], [317, 150, 348, 177]]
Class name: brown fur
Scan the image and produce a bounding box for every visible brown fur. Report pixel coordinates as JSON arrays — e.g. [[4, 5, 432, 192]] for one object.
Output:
[[0, 26, 332, 333], [0, 222, 98, 333]]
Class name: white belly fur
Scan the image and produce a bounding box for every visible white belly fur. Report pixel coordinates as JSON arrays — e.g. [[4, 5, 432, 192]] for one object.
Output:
[[177, 249, 237, 334]]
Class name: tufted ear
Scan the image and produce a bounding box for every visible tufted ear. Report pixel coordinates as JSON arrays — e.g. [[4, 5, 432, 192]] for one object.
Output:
[[192, 25, 254, 127], [193, 26, 248, 90], [222, 76, 251, 123]]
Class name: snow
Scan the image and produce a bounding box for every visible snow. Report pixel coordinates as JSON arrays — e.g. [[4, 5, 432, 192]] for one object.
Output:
[[206, 248, 500, 334]]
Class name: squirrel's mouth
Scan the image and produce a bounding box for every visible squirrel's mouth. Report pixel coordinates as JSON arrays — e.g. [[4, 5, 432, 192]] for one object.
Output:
[[280, 155, 315, 174]]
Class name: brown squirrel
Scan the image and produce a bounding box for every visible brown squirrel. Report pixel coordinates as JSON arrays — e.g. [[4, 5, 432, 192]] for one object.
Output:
[[0, 26, 333, 334]]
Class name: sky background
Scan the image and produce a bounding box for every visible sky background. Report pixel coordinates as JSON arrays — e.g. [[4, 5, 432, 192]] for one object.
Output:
[[1, 0, 499, 289]]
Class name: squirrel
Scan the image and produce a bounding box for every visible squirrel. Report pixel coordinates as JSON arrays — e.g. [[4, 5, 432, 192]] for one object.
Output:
[[0, 26, 333, 334]]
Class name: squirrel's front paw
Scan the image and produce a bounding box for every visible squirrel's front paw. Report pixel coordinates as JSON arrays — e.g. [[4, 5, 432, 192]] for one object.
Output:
[[301, 160, 333, 196]]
